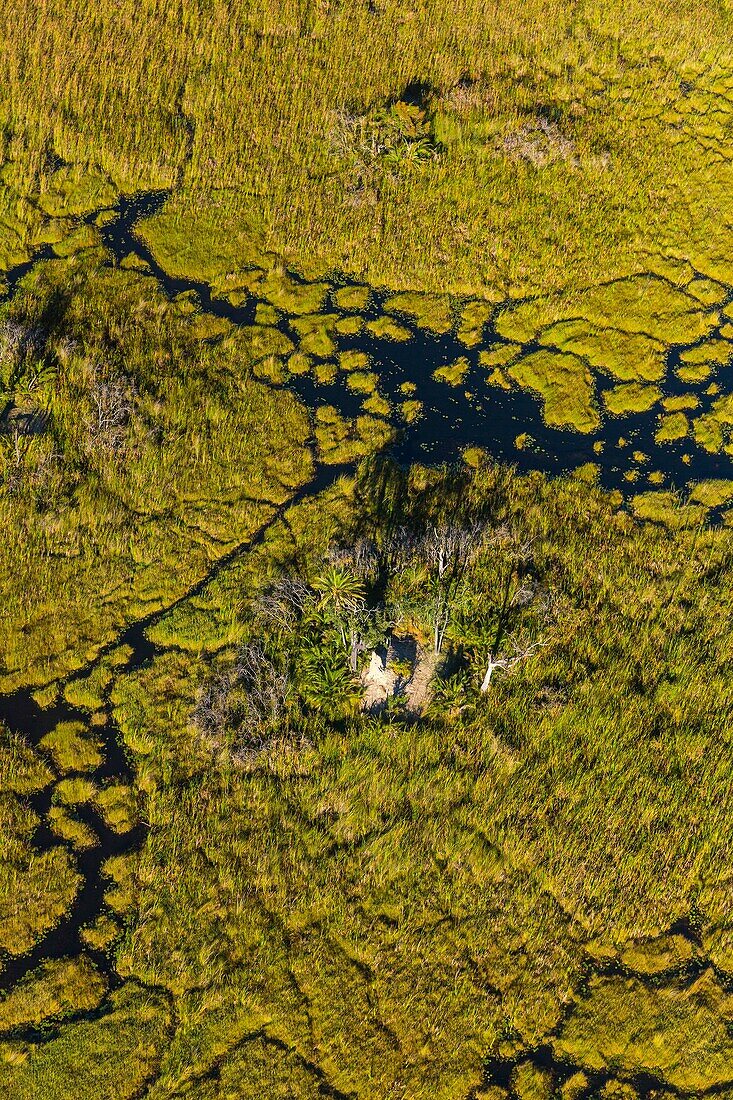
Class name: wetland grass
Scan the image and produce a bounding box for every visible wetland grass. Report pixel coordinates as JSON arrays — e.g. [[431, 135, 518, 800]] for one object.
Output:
[[2, 1, 733, 1094]]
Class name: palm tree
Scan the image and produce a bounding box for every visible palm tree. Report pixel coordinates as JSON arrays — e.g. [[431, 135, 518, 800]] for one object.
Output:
[[312, 566, 371, 671], [312, 567, 366, 649], [298, 645, 360, 716]]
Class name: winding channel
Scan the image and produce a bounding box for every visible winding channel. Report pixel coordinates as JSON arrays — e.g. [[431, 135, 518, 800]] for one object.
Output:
[[1, 192, 733, 1097], [0, 457, 348, 998], [91, 191, 733, 500]]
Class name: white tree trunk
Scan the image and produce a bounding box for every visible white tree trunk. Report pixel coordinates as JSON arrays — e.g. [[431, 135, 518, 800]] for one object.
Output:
[[480, 657, 501, 692]]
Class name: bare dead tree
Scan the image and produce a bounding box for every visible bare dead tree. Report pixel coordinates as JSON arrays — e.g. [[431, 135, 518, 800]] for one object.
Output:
[[254, 577, 313, 632], [0, 426, 59, 497], [326, 537, 380, 581], [420, 522, 485, 577], [235, 641, 289, 732], [480, 637, 545, 692], [329, 107, 383, 163], [503, 116, 580, 168], [84, 364, 135, 455], [193, 642, 292, 763], [192, 669, 236, 746], [0, 321, 25, 369], [0, 320, 47, 366], [415, 521, 489, 653]]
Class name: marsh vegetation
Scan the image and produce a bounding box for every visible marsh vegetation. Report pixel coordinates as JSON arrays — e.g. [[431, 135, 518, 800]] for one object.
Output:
[[2, 0, 733, 1095]]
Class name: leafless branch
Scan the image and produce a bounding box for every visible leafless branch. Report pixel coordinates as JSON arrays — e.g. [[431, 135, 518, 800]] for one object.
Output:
[[480, 637, 545, 692], [83, 363, 136, 455], [254, 577, 313, 631], [326, 537, 379, 580]]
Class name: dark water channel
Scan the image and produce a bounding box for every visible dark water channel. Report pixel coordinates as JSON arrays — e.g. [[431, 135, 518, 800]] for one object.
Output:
[[1, 192, 732, 1079], [0, 677, 143, 995], [476, 911, 730, 1100], [92, 191, 733, 506], [0, 446, 350, 1000]]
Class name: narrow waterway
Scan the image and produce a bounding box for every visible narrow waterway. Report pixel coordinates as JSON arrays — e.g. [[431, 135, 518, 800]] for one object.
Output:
[[93, 191, 733, 506], [0, 457, 350, 996], [0, 686, 143, 993], [2, 191, 733, 1093]]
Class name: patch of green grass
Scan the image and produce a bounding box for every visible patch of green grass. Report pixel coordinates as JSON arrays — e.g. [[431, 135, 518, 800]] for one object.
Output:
[[629, 490, 704, 527], [103, 853, 138, 915], [252, 354, 286, 383], [253, 302, 280, 325], [0, 729, 53, 794], [0, 983, 170, 1100], [259, 272, 330, 317], [538, 321, 668, 383], [509, 350, 599, 433], [313, 406, 394, 464], [314, 359, 338, 384], [0, 956, 107, 1032], [81, 914, 121, 952], [663, 393, 699, 411], [603, 383, 662, 415], [499, 278, 714, 348], [365, 316, 412, 341], [693, 393, 733, 453], [688, 479, 733, 508], [53, 777, 99, 806], [677, 361, 712, 383], [287, 351, 312, 375], [618, 933, 696, 975], [686, 277, 728, 306], [334, 286, 370, 311], [48, 806, 99, 849], [511, 1060, 553, 1100], [345, 370, 378, 394], [384, 292, 453, 334], [434, 356, 470, 386], [37, 166, 117, 217], [290, 313, 339, 357], [400, 399, 423, 423], [655, 412, 689, 443], [555, 971, 733, 1090], [136, 195, 270, 282], [95, 783, 138, 834], [0, 181, 43, 270], [479, 344, 522, 369], [457, 301, 497, 347], [64, 665, 113, 710], [40, 721, 103, 773], [361, 392, 391, 417], [0, 844, 81, 957], [51, 223, 101, 258], [338, 349, 370, 372], [334, 314, 364, 335], [679, 338, 733, 366]]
